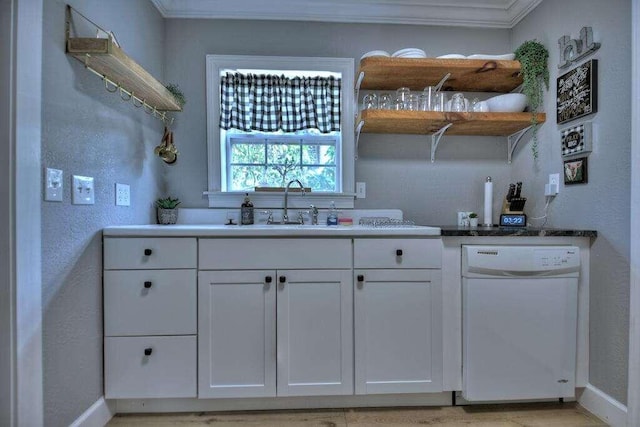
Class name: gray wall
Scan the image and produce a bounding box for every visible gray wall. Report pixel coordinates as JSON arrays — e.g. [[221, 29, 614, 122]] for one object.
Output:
[[41, 1, 167, 425], [164, 19, 513, 221], [1, 0, 13, 424], [511, 0, 631, 404]]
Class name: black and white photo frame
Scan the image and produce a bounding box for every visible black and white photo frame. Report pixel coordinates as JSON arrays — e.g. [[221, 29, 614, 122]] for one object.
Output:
[[557, 59, 598, 124]]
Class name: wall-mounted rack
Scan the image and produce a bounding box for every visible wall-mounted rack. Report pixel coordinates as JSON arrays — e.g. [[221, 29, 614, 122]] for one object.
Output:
[[65, 5, 181, 125]]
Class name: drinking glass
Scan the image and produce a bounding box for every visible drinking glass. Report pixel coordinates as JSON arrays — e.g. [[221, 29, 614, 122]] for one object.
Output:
[[379, 93, 393, 109], [406, 94, 420, 111], [422, 86, 437, 111], [434, 92, 448, 112], [396, 87, 411, 105], [450, 93, 467, 112], [362, 93, 378, 110]]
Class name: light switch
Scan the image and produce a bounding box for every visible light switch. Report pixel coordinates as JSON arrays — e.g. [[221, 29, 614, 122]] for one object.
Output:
[[72, 175, 95, 205], [44, 168, 63, 202]]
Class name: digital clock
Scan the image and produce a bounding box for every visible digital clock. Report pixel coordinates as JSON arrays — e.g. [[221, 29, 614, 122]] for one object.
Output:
[[500, 213, 527, 227]]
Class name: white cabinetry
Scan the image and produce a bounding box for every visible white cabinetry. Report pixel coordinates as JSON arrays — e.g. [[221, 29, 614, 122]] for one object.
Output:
[[198, 239, 353, 399], [354, 238, 443, 394], [103, 237, 197, 399]]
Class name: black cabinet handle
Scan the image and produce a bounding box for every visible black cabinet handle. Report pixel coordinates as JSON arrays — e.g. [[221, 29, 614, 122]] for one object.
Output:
[[144, 281, 152, 289], [396, 249, 403, 256], [265, 276, 273, 283], [144, 348, 152, 356], [144, 249, 153, 256], [279, 276, 286, 283], [357, 274, 364, 282]]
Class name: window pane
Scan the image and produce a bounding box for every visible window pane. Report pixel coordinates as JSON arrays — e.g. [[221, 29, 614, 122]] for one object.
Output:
[[230, 142, 265, 164], [302, 144, 335, 166], [300, 166, 336, 191], [230, 165, 266, 191]]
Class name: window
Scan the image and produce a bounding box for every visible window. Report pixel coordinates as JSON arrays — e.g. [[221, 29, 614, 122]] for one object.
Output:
[[206, 55, 355, 208]]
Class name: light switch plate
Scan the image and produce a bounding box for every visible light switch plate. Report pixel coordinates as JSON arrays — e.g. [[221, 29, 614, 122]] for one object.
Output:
[[115, 183, 130, 206], [356, 182, 366, 199], [44, 168, 63, 202], [72, 175, 95, 205]]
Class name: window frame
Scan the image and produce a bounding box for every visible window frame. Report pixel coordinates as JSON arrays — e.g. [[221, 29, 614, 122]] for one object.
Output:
[[205, 55, 355, 209]]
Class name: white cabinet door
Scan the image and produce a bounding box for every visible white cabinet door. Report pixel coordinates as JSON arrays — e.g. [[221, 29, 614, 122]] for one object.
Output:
[[198, 270, 276, 398], [277, 269, 353, 396], [354, 269, 442, 394]]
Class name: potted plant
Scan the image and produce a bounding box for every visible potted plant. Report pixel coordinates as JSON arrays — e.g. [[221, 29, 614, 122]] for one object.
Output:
[[156, 197, 181, 225], [514, 39, 550, 159], [468, 212, 479, 227]]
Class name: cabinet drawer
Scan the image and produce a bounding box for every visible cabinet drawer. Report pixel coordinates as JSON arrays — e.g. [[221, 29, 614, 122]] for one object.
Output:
[[199, 238, 352, 270], [354, 238, 441, 269], [104, 237, 197, 270], [105, 335, 197, 399], [104, 270, 197, 336]]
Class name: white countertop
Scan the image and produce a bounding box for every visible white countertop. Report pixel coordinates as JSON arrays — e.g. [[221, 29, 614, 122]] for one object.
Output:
[[103, 224, 442, 237]]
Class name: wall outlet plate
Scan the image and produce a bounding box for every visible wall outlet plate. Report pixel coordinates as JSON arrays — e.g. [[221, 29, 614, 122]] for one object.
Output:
[[115, 183, 130, 206], [356, 182, 366, 199], [457, 211, 473, 226]]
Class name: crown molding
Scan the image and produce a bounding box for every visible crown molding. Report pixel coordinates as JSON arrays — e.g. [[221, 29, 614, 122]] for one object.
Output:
[[150, 0, 543, 28]]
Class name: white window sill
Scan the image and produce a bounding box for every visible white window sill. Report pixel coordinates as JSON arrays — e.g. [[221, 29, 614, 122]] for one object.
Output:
[[204, 191, 356, 210]]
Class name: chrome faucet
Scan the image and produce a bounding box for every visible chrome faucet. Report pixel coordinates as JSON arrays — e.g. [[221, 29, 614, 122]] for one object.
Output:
[[283, 179, 305, 223]]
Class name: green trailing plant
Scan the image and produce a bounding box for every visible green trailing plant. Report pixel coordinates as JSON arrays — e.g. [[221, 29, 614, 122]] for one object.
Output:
[[514, 39, 550, 159], [156, 197, 181, 209], [165, 83, 186, 108]]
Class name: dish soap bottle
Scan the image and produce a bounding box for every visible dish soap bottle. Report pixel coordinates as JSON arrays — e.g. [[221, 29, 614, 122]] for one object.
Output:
[[326, 201, 338, 226], [240, 193, 254, 225]]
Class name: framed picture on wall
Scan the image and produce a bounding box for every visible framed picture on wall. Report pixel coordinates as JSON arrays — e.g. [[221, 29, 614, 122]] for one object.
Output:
[[561, 121, 593, 158], [563, 157, 588, 185], [557, 59, 598, 124]]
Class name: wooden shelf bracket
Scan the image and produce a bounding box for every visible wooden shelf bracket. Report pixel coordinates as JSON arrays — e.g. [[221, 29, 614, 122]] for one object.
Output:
[[507, 125, 532, 164], [355, 119, 365, 160], [430, 123, 453, 162]]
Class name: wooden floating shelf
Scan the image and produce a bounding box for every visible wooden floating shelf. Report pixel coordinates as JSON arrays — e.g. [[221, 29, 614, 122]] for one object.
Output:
[[66, 37, 182, 112], [358, 110, 546, 136], [358, 57, 523, 93]]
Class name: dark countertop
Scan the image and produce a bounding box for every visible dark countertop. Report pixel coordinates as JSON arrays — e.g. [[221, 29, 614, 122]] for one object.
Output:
[[438, 225, 597, 237]]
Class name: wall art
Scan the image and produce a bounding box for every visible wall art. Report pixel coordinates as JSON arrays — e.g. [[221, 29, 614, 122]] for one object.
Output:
[[561, 121, 593, 158], [558, 26, 601, 69], [563, 157, 588, 185], [557, 59, 598, 125]]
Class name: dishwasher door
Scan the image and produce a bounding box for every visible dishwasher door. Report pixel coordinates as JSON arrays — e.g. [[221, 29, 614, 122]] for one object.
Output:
[[462, 245, 579, 402]]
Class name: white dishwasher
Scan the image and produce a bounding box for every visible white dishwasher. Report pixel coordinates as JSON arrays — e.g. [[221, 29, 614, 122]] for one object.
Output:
[[462, 245, 580, 402]]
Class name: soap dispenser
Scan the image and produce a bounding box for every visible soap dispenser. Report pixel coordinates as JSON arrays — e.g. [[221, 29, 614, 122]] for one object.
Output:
[[326, 201, 338, 226], [240, 193, 254, 225]]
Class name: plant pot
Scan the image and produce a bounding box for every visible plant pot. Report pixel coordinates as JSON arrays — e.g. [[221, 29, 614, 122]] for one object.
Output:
[[469, 217, 479, 227], [157, 208, 178, 225]]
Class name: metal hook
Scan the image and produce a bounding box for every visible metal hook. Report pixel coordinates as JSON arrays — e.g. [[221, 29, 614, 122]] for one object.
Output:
[[143, 102, 154, 115], [132, 97, 144, 108], [119, 87, 132, 101], [104, 79, 118, 93]]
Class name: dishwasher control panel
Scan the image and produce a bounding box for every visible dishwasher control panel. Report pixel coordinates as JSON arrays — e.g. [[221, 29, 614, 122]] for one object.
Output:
[[463, 245, 580, 277]]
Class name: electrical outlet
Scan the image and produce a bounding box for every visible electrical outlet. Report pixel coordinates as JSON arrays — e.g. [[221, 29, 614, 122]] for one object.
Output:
[[457, 211, 473, 226], [44, 168, 63, 202], [356, 182, 366, 199], [115, 183, 130, 206], [72, 175, 95, 205], [546, 173, 560, 196]]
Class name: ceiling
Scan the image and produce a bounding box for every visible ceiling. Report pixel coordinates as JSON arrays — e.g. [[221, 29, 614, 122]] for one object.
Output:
[[150, 0, 543, 28]]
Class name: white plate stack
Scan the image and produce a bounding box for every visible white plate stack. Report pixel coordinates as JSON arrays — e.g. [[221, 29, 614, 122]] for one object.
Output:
[[360, 50, 391, 60], [392, 48, 427, 58]]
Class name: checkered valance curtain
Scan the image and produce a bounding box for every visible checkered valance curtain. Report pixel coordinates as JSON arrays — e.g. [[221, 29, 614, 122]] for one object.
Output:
[[219, 73, 341, 133]]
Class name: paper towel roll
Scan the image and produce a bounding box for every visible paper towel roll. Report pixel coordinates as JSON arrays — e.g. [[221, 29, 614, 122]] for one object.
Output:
[[483, 177, 493, 227]]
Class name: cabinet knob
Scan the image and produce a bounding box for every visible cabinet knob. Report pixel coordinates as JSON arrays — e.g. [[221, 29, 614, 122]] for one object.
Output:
[[279, 276, 286, 283], [396, 249, 403, 256], [144, 248, 153, 256], [265, 276, 273, 283], [144, 348, 153, 356], [357, 274, 364, 282], [144, 281, 152, 289]]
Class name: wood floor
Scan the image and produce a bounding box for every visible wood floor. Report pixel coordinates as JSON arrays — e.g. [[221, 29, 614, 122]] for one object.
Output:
[[108, 402, 608, 426]]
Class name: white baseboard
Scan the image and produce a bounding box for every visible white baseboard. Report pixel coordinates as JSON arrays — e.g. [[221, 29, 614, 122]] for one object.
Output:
[[579, 384, 627, 427], [70, 397, 115, 427]]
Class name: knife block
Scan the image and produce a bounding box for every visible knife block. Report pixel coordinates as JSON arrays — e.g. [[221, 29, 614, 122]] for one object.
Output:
[[502, 197, 526, 214]]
